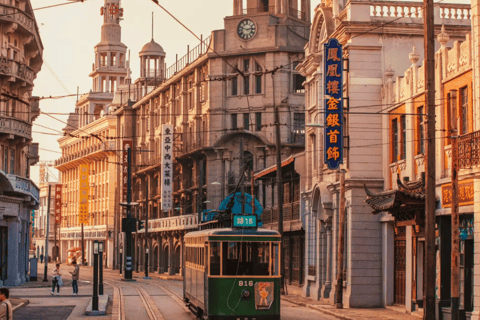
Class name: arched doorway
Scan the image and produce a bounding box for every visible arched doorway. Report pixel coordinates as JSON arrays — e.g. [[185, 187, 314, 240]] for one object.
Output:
[[153, 245, 159, 272], [161, 244, 168, 273], [173, 245, 181, 274]]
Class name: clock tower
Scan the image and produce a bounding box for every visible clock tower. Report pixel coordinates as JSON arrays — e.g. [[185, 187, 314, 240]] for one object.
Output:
[[90, 0, 127, 94]]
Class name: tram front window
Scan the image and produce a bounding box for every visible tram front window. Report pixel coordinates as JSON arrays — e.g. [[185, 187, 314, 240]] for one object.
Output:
[[210, 242, 221, 275], [222, 242, 270, 276]]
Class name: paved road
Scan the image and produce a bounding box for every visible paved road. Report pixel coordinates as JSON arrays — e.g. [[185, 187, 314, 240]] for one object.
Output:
[[11, 264, 336, 320]]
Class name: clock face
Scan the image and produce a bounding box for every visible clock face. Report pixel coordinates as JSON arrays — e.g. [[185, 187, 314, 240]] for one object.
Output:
[[237, 19, 257, 40]]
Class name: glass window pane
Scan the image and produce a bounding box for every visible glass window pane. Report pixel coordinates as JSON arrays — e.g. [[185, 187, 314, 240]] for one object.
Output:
[[271, 242, 279, 276], [209, 242, 221, 275], [221, 242, 270, 276]]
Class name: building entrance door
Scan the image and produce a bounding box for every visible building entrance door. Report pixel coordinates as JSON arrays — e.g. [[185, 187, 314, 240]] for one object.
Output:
[[394, 226, 406, 305]]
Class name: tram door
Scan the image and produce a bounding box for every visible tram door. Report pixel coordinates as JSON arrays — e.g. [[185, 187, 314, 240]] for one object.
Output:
[[394, 227, 406, 305]]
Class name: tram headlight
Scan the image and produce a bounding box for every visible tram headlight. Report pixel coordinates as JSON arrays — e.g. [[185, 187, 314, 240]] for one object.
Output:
[[242, 289, 251, 299]]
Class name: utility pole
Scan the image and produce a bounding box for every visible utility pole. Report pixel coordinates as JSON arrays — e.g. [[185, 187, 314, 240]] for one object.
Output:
[[43, 184, 52, 282], [272, 72, 285, 294], [197, 159, 204, 224], [81, 223, 85, 266], [144, 183, 150, 279], [449, 90, 460, 320], [423, 0, 436, 317], [240, 138, 245, 214], [335, 169, 346, 309], [124, 147, 134, 280]]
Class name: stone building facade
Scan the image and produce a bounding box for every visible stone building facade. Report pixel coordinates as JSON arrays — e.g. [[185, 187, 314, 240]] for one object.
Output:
[[119, 0, 311, 275], [54, 0, 126, 268], [0, 0, 43, 286], [298, 0, 470, 308]]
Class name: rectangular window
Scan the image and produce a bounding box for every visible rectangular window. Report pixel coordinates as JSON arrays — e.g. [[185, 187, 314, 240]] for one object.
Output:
[[209, 242, 221, 276], [231, 77, 238, 96], [244, 76, 250, 95], [401, 115, 406, 160], [244, 59, 250, 72], [221, 242, 270, 276], [255, 112, 262, 131], [231, 114, 237, 129], [392, 119, 398, 162], [256, 75, 262, 94], [418, 106, 425, 154], [243, 113, 250, 130], [9, 148, 14, 174], [293, 113, 305, 143], [461, 86, 468, 135]]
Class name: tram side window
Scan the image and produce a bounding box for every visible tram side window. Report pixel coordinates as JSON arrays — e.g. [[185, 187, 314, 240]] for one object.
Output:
[[222, 242, 270, 276], [210, 242, 221, 275], [271, 242, 279, 276]]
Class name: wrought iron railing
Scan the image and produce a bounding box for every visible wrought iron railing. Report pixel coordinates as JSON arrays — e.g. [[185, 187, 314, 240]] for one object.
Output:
[[262, 201, 300, 224], [165, 36, 211, 80], [458, 130, 480, 169]]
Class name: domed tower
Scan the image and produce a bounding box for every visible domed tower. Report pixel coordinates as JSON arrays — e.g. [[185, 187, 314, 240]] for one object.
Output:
[[90, 0, 128, 93], [139, 39, 166, 83]]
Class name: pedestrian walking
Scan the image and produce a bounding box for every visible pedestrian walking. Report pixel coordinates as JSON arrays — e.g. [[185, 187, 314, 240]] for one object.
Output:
[[0, 288, 13, 320], [69, 261, 79, 295], [40, 254, 43, 264], [51, 263, 62, 296]]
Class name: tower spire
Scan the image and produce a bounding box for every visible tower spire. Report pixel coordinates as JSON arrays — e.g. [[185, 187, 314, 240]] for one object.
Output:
[[152, 12, 154, 41]]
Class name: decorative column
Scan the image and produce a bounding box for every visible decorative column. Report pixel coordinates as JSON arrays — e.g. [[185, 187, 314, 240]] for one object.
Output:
[[167, 236, 174, 275], [275, 0, 281, 14], [323, 225, 332, 298], [157, 235, 162, 274]]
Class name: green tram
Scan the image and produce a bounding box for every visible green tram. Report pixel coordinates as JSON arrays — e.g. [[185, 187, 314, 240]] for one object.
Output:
[[183, 227, 281, 320]]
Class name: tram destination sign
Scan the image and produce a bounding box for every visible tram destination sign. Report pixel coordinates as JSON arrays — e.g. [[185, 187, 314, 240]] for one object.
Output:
[[233, 215, 257, 228], [324, 38, 344, 170]]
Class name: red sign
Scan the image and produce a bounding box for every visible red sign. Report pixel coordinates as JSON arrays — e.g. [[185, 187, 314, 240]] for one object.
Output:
[[122, 140, 132, 209], [54, 184, 62, 224]]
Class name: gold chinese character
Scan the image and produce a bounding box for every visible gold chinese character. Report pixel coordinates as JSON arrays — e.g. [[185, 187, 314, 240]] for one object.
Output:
[[327, 97, 340, 110], [327, 129, 340, 144], [327, 64, 341, 77], [327, 48, 341, 62], [326, 113, 341, 127], [327, 80, 340, 94], [327, 147, 340, 160]]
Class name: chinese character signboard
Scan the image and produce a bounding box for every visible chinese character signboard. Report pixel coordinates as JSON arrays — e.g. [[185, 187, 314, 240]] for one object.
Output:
[[441, 179, 474, 207], [78, 164, 89, 224], [161, 125, 173, 211], [54, 184, 62, 224], [324, 38, 343, 170], [122, 140, 132, 209]]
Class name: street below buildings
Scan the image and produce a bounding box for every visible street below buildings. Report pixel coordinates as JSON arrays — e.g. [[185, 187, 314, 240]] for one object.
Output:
[[10, 263, 338, 320]]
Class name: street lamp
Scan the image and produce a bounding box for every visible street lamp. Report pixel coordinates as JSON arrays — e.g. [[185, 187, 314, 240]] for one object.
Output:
[[98, 242, 104, 296], [92, 240, 99, 311], [144, 248, 150, 280], [119, 247, 123, 275], [305, 111, 324, 128]]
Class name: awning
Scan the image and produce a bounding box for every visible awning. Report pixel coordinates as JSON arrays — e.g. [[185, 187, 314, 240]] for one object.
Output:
[[0, 170, 40, 204], [254, 156, 294, 179]]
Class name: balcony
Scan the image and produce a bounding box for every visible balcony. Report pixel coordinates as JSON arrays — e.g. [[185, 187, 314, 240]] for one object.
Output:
[[136, 214, 199, 234], [28, 143, 39, 165], [0, 5, 36, 35], [0, 57, 35, 86], [54, 141, 116, 169], [0, 115, 32, 141], [458, 130, 480, 169], [262, 201, 300, 225]]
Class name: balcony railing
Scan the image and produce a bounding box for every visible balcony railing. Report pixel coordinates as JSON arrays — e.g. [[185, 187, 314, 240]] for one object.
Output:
[[370, 1, 471, 21], [262, 201, 300, 225], [458, 130, 480, 169], [55, 141, 116, 167], [0, 115, 32, 140], [165, 36, 212, 80], [136, 214, 199, 233], [0, 5, 35, 34], [0, 57, 35, 85]]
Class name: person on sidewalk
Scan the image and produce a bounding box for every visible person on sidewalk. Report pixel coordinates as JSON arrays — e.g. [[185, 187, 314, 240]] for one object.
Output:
[[69, 261, 79, 295], [40, 254, 43, 264], [0, 288, 13, 320], [51, 263, 62, 296]]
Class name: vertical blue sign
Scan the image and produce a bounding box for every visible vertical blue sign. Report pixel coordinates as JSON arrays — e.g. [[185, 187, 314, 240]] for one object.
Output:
[[324, 38, 343, 170]]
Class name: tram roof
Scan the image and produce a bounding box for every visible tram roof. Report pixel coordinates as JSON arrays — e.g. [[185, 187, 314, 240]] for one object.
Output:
[[185, 228, 281, 239]]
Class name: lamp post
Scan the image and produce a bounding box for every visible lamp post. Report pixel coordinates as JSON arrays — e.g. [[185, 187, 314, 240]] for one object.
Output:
[[92, 240, 99, 311], [119, 247, 123, 275], [99, 241, 104, 296], [144, 248, 150, 279]]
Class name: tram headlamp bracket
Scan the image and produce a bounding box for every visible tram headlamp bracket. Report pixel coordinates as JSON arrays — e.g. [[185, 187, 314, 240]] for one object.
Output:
[[242, 289, 251, 299]]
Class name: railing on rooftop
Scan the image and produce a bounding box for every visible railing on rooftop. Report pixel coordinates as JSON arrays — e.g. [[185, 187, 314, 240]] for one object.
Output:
[[165, 36, 212, 80], [370, 1, 471, 21], [262, 201, 300, 225]]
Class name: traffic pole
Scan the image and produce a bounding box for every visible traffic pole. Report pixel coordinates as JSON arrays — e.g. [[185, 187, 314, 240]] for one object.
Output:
[[92, 240, 99, 311], [99, 248, 104, 296], [423, 0, 436, 317], [43, 184, 52, 282], [335, 169, 346, 309], [449, 90, 460, 320], [144, 184, 150, 279]]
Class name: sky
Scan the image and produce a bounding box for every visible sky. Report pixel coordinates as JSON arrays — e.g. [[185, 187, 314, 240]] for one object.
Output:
[[30, 0, 236, 184]]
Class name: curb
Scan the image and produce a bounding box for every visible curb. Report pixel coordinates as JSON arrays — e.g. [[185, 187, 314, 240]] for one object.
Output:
[[281, 296, 355, 320], [12, 299, 29, 312]]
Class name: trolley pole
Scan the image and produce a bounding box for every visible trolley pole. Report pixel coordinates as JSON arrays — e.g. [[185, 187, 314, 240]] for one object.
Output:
[[335, 169, 346, 309], [144, 184, 150, 279], [423, 0, 436, 317], [272, 72, 285, 294], [43, 184, 52, 282], [449, 90, 460, 320]]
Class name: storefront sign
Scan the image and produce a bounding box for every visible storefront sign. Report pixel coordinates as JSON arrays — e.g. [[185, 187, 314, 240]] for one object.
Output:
[[54, 184, 62, 224], [161, 125, 173, 211], [441, 179, 474, 207], [324, 38, 344, 170], [122, 140, 132, 210], [78, 164, 89, 224]]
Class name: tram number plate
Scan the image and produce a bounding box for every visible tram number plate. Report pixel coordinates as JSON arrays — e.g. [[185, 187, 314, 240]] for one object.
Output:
[[239, 281, 254, 287]]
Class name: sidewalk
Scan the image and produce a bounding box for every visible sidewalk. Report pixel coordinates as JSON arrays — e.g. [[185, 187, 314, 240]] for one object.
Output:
[[282, 284, 422, 320]]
